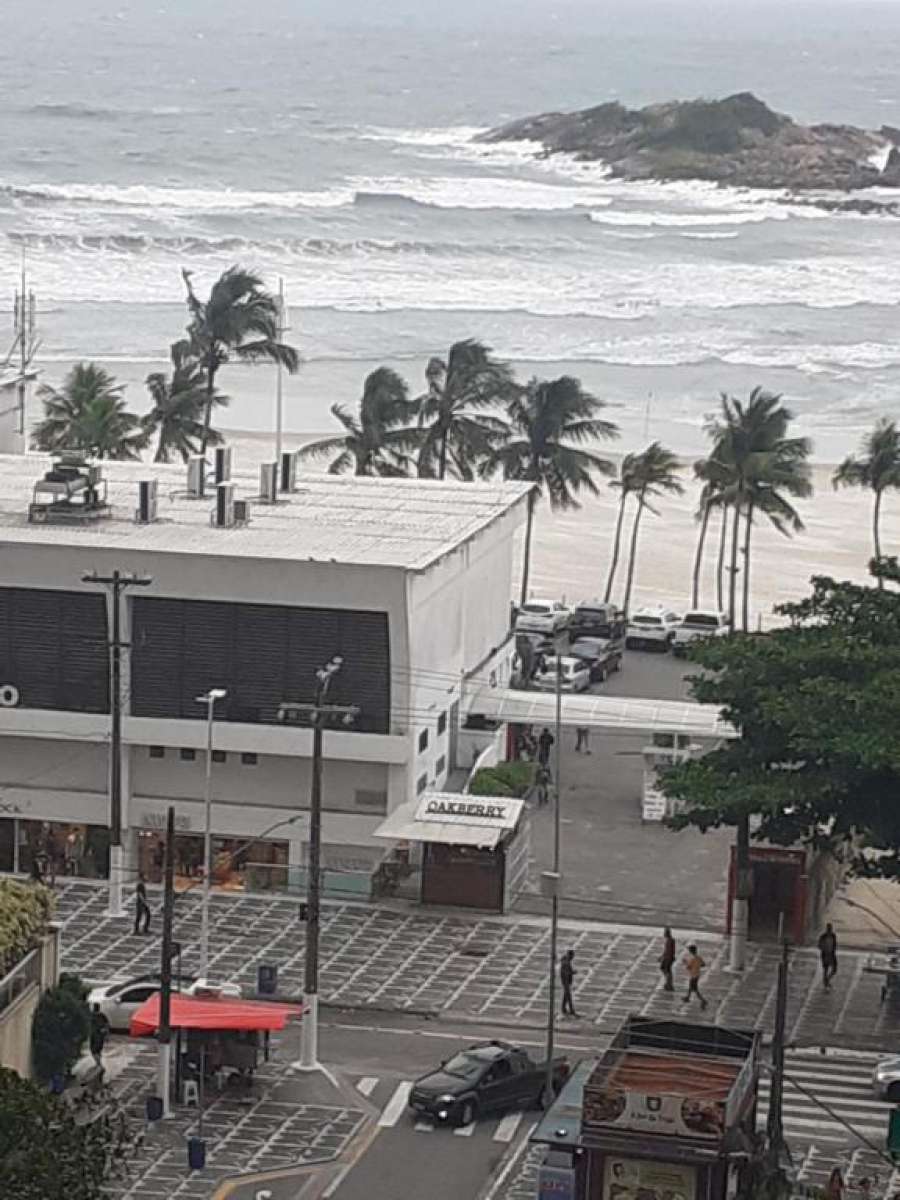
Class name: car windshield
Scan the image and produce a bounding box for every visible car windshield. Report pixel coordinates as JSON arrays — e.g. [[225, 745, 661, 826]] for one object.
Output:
[[632, 616, 661, 626], [683, 613, 720, 626], [521, 603, 551, 615], [442, 1052, 485, 1079]]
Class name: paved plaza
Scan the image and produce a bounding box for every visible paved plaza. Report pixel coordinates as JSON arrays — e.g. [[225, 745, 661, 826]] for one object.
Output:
[[55, 881, 900, 1051]]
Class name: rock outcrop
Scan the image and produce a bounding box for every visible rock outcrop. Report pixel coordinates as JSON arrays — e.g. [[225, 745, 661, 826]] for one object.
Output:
[[478, 93, 898, 193]]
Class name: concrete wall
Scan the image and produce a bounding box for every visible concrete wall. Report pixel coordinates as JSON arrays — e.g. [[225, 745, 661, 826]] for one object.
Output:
[[0, 927, 59, 1080]]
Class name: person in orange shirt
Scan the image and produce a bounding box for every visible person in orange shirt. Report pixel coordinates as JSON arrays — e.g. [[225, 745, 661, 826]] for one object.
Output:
[[681, 944, 708, 1011]]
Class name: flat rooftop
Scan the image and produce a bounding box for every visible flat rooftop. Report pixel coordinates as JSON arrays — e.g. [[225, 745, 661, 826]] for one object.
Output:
[[0, 454, 530, 571]]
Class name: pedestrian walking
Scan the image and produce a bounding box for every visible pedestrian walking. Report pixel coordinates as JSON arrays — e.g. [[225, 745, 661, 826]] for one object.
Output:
[[535, 764, 552, 806], [133, 872, 151, 935], [89, 1003, 109, 1071], [681, 943, 708, 1010], [537, 727, 554, 766], [575, 727, 591, 754], [560, 949, 577, 1017], [825, 1169, 845, 1200], [818, 922, 838, 989], [659, 926, 676, 992]]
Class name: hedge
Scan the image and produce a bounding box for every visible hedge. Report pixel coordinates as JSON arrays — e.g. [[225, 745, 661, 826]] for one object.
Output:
[[0, 879, 54, 978], [468, 761, 535, 798]]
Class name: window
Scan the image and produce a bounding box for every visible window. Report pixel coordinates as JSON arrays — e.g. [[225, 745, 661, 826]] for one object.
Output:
[[149, 746, 165, 759], [241, 752, 258, 766], [488, 1059, 512, 1082], [437, 711, 447, 736], [416, 773, 428, 795], [354, 790, 388, 813], [119, 985, 157, 1005], [418, 729, 429, 753], [179, 748, 196, 762], [435, 755, 446, 776], [212, 749, 227, 764]]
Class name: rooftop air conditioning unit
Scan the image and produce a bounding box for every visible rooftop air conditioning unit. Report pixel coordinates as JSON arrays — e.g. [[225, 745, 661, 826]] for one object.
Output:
[[233, 498, 250, 525], [215, 446, 232, 486], [280, 450, 297, 493], [214, 482, 235, 528], [259, 462, 278, 504], [135, 479, 158, 523], [187, 454, 205, 497]]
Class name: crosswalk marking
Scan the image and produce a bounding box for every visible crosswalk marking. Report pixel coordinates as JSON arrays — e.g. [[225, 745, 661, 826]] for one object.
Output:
[[414, 1120, 434, 1132], [454, 1120, 476, 1137], [356, 1076, 378, 1097], [493, 1112, 524, 1143], [378, 1081, 412, 1128]]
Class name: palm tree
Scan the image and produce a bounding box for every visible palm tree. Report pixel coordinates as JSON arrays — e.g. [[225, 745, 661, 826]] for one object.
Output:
[[483, 375, 618, 607], [604, 454, 641, 602], [417, 340, 517, 480], [182, 266, 299, 454], [833, 418, 900, 586], [690, 454, 729, 610], [620, 443, 685, 618], [142, 341, 227, 463], [32, 362, 148, 460], [297, 368, 420, 476]]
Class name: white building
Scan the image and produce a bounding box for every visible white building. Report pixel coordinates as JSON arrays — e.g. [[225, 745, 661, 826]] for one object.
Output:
[[0, 452, 529, 900]]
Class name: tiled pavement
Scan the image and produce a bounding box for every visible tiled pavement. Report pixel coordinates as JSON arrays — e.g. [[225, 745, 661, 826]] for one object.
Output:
[[54, 881, 900, 1050]]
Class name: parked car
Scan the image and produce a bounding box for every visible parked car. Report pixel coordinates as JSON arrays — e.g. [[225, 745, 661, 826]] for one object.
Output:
[[626, 607, 681, 651], [409, 1040, 570, 1126], [88, 974, 241, 1032], [514, 599, 570, 637], [672, 610, 730, 656], [568, 636, 622, 682], [532, 655, 591, 692], [568, 600, 625, 643]]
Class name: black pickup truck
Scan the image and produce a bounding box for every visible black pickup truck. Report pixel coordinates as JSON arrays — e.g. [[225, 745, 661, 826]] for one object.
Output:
[[408, 1040, 570, 1127]]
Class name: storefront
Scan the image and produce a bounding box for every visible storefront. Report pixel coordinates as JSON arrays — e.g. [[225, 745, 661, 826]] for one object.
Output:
[[136, 826, 289, 893], [0, 815, 110, 879], [372, 792, 528, 912], [725, 843, 844, 945]]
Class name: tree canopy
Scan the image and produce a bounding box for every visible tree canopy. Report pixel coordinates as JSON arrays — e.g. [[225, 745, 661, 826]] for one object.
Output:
[[662, 571, 900, 877]]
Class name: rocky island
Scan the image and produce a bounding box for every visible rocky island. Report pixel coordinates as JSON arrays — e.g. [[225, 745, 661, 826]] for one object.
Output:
[[479, 93, 900, 198]]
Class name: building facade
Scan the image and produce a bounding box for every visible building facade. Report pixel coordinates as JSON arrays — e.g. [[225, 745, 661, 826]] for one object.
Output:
[[0, 454, 528, 898]]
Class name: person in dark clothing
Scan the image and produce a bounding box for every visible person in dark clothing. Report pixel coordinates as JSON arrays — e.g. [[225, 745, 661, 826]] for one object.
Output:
[[575, 727, 591, 754], [535, 764, 552, 806], [659, 927, 676, 992], [537, 728, 555, 767], [560, 949, 577, 1016], [89, 1003, 110, 1070], [133, 872, 151, 935], [818, 923, 838, 989]]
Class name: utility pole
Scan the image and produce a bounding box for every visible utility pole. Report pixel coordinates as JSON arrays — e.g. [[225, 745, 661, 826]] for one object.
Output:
[[730, 813, 752, 971], [82, 569, 152, 917], [196, 687, 227, 983], [279, 657, 359, 1072], [766, 928, 791, 1179], [543, 640, 565, 1105], [274, 278, 287, 466], [156, 805, 176, 1117]]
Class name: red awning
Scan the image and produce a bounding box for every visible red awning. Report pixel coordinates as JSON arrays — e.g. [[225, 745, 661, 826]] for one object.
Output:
[[129, 992, 304, 1037]]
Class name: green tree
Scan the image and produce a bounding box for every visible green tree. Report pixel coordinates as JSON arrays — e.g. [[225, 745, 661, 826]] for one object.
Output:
[[833, 417, 900, 587], [416, 340, 516, 480], [297, 368, 419, 476], [182, 266, 299, 455], [484, 375, 618, 607], [620, 442, 684, 617], [604, 454, 641, 603], [0, 1067, 132, 1199], [0, 879, 53, 975], [142, 341, 227, 463], [32, 364, 148, 460], [31, 978, 90, 1083]]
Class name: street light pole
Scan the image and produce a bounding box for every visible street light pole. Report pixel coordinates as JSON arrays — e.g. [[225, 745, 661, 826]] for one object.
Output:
[[82, 569, 152, 918], [196, 687, 227, 983], [544, 643, 564, 1104], [279, 658, 359, 1073]]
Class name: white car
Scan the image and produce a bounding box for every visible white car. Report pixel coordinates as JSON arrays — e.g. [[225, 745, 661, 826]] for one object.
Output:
[[873, 1055, 900, 1100], [532, 655, 591, 692], [88, 975, 242, 1031], [626, 607, 682, 651], [515, 599, 570, 637], [672, 610, 730, 656]]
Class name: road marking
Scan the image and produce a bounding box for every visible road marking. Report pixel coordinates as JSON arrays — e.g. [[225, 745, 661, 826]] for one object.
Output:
[[493, 1112, 524, 1143], [378, 1081, 412, 1127], [414, 1121, 435, 1132], [482, 1121, 539, 1200], [454, 1120, 476, 1137], [322, 1162, 354, 1199], [356, 1077, 378, 1097]]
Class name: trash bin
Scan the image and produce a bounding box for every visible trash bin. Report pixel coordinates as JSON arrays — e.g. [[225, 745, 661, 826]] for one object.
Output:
[[257, 963, 278, 996], [187, 1136, 206, 1170], [145, 1095, 163, 1122]]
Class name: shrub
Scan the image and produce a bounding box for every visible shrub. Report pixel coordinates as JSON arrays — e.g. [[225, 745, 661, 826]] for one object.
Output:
[[31, 978, 90, 1084], [468, 761, 535, 798], [0, 879, 54, 976]]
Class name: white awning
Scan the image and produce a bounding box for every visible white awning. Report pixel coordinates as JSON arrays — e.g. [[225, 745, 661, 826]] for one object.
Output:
[[464, 686, 736, 739], [373, 794, 525, 849]]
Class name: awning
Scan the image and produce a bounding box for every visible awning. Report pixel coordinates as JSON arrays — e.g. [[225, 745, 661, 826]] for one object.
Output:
[[373, 793, 525, 849], [129, 992, 304, 1037], [464, 686, 736, 739]]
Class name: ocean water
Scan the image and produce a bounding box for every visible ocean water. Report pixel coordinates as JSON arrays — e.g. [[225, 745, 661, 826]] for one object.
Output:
[[2, 0, 900, 464]]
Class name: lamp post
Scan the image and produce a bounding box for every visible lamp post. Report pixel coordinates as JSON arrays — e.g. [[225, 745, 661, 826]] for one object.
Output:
[[543, 637, 565, 1104], [196, 687, 227, 983]]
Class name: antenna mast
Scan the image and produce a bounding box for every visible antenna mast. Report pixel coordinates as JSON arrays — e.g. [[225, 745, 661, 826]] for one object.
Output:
[[1, 257, 40, 450]]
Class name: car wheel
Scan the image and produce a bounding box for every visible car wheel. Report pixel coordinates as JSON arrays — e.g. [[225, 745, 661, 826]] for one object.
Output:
[[458, 1099, 477, 1127], [888, 1081, 900, 1102]]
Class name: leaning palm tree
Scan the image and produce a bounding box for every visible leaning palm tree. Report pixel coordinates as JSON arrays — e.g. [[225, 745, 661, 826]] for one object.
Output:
[[182, 266, 299, 454], [604, 454, 641, 602], [297, 368, 420, 476], [482, 375, 618, 606], [417, 340, 516, 480], [620, 443, 685, 618], [32, 362, 148, 460], [690, 453, 731, 610], [142, 341, 227, 463], [833, 418, 900, 586]]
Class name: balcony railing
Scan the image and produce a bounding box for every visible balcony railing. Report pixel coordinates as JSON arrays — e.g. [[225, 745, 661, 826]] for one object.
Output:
[[0, 947, 42, 1016]]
